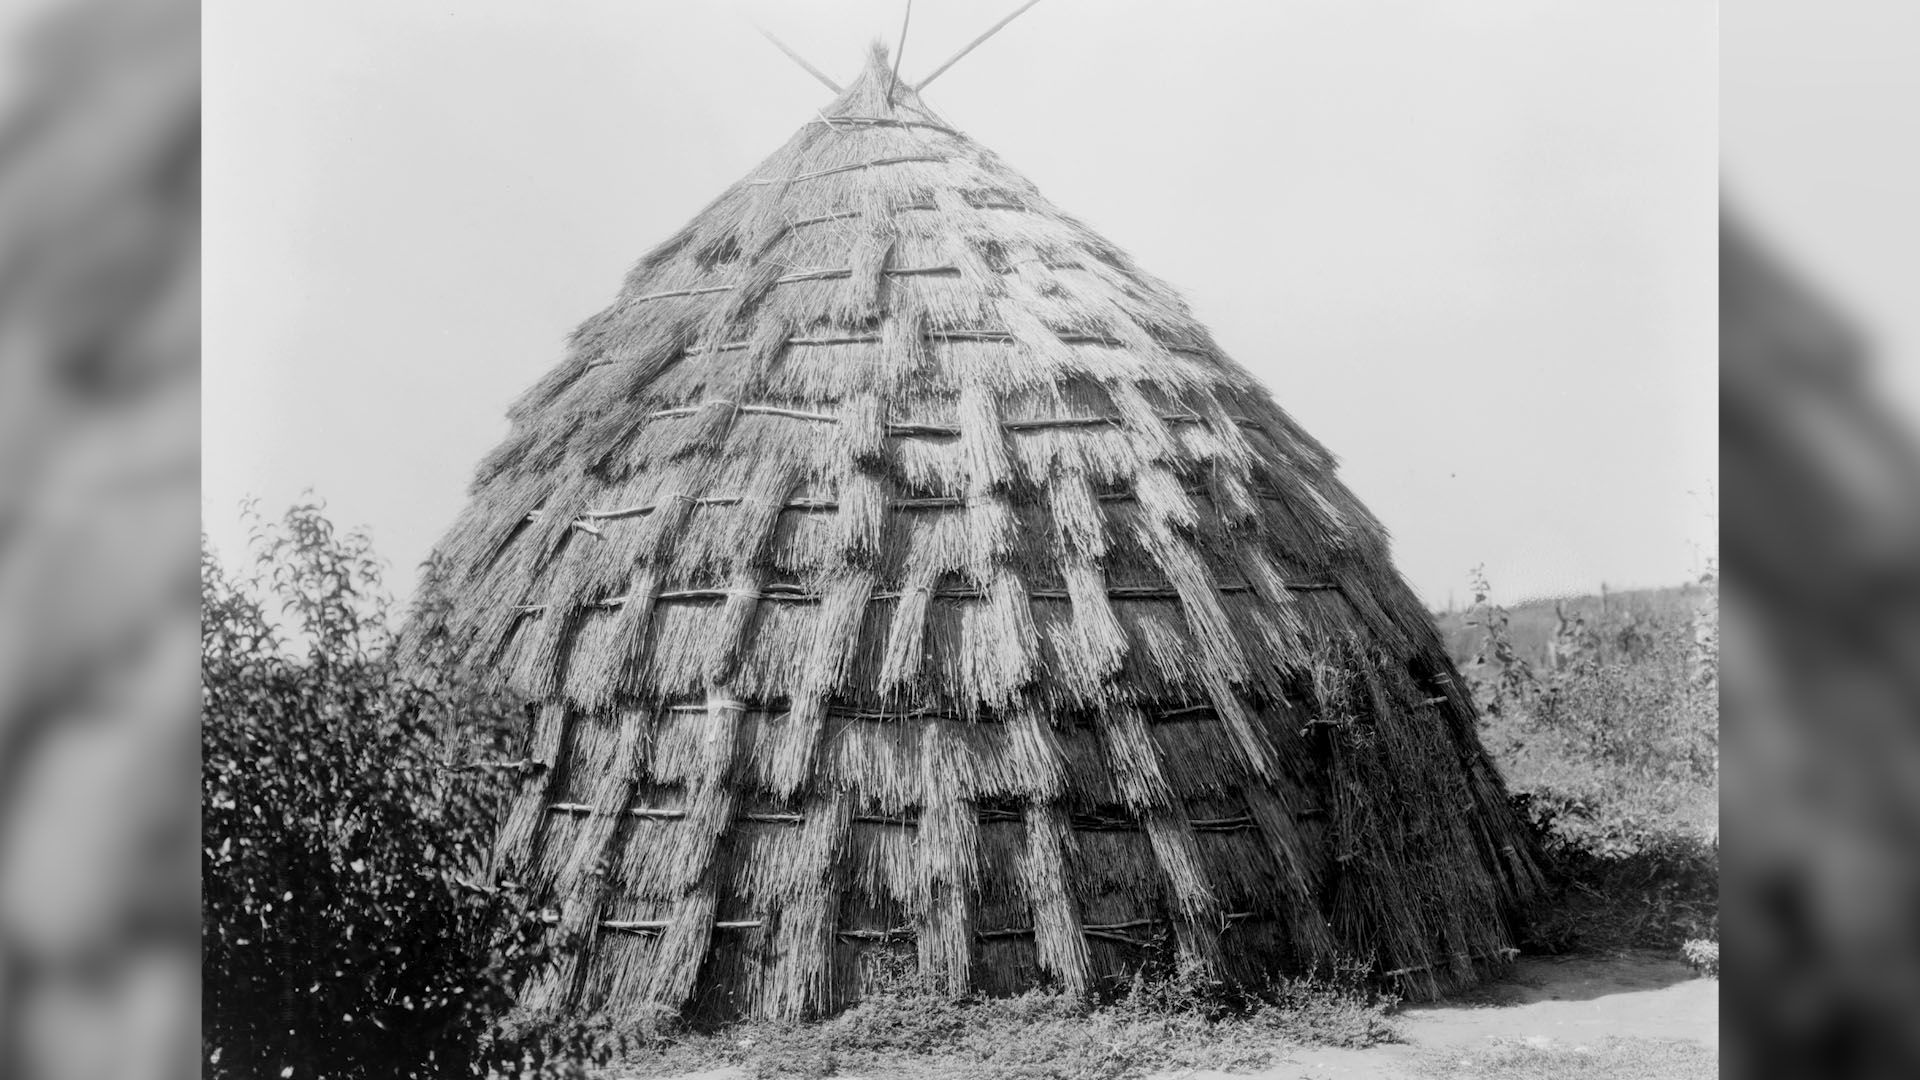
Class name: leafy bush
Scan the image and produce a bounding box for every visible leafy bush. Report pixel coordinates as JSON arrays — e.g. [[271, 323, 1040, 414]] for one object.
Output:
[[1459, 570, 1719, 955], [1682, 938, 1719, 977], [1528, 624, 1716, 797], [202, 500, 598, 1078]]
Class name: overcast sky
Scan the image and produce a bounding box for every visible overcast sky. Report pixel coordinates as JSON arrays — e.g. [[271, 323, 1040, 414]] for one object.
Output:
[[1724, 0, 1920, 408], [204, 0, 1716, 609]]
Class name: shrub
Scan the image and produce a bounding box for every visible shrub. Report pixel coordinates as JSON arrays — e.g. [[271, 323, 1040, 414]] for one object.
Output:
[[1458, 571, 1719, 955], [201, 500, 596, 1078], [1683, 938, 1719, 977], [1528, 626, 1716, 791]]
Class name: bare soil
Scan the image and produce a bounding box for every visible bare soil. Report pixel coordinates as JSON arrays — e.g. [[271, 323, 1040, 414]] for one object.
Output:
[[1156, 952, 1717, 1080]]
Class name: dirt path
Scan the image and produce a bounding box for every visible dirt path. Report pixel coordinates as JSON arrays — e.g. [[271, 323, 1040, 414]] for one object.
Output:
[[1160, 952, 1717, 1080]]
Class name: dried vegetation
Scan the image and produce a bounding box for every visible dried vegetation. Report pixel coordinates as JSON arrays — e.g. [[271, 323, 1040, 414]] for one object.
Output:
[[416, 45, 1541, 1022]]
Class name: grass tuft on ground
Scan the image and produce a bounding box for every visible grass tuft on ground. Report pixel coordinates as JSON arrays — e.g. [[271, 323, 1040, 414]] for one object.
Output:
[[1415, 1035, 1717, 1080], [604, 954, 1397, 1080]]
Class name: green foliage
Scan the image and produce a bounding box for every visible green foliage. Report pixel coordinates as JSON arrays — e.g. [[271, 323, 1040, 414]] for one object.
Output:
[[201, 499, 603, 1079]]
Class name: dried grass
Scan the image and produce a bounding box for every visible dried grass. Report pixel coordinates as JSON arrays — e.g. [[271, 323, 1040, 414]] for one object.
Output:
[[423, 45, 1541, 1021]]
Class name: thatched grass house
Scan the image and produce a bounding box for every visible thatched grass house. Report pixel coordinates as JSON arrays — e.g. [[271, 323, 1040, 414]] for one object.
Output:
[[424, 44, 1541, 1022]]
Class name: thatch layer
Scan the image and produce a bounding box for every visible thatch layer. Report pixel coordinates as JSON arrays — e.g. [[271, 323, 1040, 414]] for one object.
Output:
[[425, 45, 1541, 1020]]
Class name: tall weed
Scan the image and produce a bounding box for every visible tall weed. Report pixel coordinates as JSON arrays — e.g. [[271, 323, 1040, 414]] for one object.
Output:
[[1460, 569, 1719, 951]]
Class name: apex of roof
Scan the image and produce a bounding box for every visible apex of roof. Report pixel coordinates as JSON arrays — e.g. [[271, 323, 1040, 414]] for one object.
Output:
[[823, 40, 938, 121]]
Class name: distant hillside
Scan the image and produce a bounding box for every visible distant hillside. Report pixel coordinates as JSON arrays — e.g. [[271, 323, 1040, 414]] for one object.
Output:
[[1433, 583, 1710, 669]]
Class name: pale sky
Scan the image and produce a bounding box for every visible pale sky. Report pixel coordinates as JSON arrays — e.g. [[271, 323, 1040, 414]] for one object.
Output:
[[204, 0, 1717, 609], [1724, 0, 1920, 409]]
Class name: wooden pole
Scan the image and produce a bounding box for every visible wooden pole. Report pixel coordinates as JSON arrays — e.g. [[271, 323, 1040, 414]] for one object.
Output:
[[888, 0, 914, 104], [751, 22, 842, 93], [915, 0, 1046, 91]]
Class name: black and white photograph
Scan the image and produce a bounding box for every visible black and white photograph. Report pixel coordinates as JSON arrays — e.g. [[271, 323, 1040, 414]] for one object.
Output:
[[203, 2, 1725, 1077], [9, 0, 1920, 1077]]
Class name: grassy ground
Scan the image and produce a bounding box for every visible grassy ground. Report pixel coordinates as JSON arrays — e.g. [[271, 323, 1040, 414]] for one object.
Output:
[[599, 956, 1398, 1080], [590, 953, 1718, 1080], [1411, 1036, 1716, 1080]]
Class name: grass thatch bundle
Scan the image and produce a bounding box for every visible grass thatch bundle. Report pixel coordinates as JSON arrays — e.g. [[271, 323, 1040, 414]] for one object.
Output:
[[420, 43, 1542, 1021]]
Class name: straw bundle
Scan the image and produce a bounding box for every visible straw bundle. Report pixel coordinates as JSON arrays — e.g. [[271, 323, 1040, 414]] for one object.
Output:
[[425, 44, 1541, 1021]]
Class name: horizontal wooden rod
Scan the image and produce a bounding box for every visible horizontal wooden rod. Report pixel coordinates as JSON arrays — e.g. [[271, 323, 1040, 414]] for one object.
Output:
[[807, 116, 957, 134], [1380, 946, 1519, 979], [746, 154, 947, 187], [538, 478, 1291, 527], [562, 804, 1322, 828], [582, 332, 1216, 372], [630, 265, 963, 305], [513, 578, 1333, 615]]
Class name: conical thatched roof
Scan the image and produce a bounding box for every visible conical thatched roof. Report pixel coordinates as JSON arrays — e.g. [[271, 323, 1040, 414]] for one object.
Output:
[[426, 45, 1540, 1020]]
